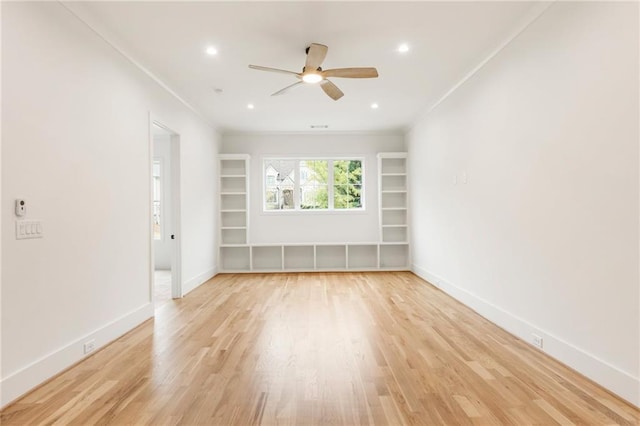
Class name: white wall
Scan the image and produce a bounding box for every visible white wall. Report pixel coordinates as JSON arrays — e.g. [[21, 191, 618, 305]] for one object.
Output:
[[407, 2, 639, 406], [153, 134, 172, 270], [1, 2, 220, 407], [222, 133, 404, 244]]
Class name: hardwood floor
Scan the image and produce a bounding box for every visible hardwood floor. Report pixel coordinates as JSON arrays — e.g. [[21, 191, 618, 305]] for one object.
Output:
[[154, 269, 172, 306], [2, 272, 638, 425]]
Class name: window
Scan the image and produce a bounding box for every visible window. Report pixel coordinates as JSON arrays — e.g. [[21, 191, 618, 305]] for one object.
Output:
[[300, 160, 328, 209], [152, 160, 162, 239], [333, 160, 362, 209], [263, 158, 364, 211]]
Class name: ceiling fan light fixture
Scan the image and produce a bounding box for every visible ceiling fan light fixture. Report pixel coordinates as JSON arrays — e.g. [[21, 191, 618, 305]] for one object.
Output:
[[302, 73, 323, 84]]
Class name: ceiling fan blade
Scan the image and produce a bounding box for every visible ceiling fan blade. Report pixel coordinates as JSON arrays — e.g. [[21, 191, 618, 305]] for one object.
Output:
[[305, 43, 328, 71], [320, 79, 344, 101], [249, 65, 300, 76], [271, 81, 304, 96], [322, 68, 379, 78]]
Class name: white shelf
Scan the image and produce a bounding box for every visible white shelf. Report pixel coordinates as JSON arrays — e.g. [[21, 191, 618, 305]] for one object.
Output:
[[220, 157, 247, 176], [380, 192, 407, 209], [378, 153, 409, 268], [220, 246, 250, 271], [218, 242, 409, 273], [221, 211, 246, 228], [221, 193, 247, 210], [316, 245, 346, 269], [252, 246, 283, 271], [348, 244, 378, 269], [378, 156, 407, 175], [379, 244, 409, 268], [283, 245, 315, 270], [219, 155, 249, 256]]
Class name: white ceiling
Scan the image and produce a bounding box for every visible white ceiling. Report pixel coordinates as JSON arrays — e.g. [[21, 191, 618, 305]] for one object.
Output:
[[66, 1, 538, 133]]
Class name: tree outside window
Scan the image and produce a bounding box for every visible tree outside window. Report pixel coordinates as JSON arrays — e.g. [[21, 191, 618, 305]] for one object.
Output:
[[333, 160, 362, 209]]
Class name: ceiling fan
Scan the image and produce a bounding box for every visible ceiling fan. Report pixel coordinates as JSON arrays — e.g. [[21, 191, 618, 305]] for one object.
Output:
[[248, 43, 378, 101]]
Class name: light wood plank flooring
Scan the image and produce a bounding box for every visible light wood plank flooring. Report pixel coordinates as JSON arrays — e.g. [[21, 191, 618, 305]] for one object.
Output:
[[2, 272, 638, 425], [154, 269, 172, 306]]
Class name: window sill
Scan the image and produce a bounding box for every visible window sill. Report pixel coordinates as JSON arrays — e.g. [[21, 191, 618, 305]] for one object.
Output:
[[260, 209, 367, 216]]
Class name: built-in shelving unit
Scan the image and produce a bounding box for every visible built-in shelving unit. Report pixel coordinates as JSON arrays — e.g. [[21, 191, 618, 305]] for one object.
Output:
[[378, 152, 410, 269], [219, 154, 251, 271], [217, 152, 410, 273]]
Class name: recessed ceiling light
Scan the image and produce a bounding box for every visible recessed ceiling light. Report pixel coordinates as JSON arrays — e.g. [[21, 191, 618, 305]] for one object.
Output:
[[398, 43, 409, 53], [247, 104, 254, 110], [206, 46, 218, 55], [310, 125, 328, 129], [371, 103, 379, 109]]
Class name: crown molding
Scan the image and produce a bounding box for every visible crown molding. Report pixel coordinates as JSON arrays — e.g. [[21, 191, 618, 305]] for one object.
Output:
[[405, 1, 555, 134], [59, 1, 219, 131]]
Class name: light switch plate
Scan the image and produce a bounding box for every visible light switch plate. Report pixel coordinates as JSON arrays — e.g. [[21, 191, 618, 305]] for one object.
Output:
[[16, 220, 43, 240]]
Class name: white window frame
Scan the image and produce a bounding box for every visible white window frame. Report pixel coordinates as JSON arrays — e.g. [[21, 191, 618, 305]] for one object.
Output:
[[262, 156, 365, 212], [152, 158, 164, 240]]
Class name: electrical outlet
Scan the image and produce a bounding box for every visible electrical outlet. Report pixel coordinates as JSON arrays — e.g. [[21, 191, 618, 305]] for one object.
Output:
[[83, 339, 96, 354], [532, 334, 543, 349]]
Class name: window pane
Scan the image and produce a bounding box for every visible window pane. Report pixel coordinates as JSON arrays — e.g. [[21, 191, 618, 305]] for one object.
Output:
[[265, 188, 278, 210], [300, 160, 328, 209], [264, 160, 296, 210], [153, 160, 161, 240], [333, 160, 363, 209], [333, 160, 349, 185], [350, 184, 362, 208]]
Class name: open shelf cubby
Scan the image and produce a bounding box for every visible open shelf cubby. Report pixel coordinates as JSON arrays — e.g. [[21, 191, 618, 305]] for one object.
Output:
[[347, 244, 378, 269], [381, 174, 406, 191], [221, 211, 246, 228], [220, 159, 246, 176], [379, 244, 409, 269], [382, 226, 407, 243], [381, 192, 407, 209], [283, 245, 315, 270], [252, 246, 283, 271], [220, 246, 251, 271], [221, 193, 246, 210], [382, 209, 407, 226], [221, 228, 247, 245], [380, 158, 407, 175], [316, 245, 347, 269], [220, 176, 246, 193]]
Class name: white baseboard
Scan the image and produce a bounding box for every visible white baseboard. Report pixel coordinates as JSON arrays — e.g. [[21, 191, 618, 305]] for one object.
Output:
[[0, 302, 154, 409], [411, 264, 640, 408], [182, 266, 218, 296]]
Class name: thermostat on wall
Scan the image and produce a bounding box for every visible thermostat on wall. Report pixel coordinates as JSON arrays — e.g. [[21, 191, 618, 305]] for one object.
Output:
[[15, 199, 26, 217]]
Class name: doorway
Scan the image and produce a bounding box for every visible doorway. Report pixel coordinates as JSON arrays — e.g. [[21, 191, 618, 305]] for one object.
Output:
[[151, 120, 182, 305]]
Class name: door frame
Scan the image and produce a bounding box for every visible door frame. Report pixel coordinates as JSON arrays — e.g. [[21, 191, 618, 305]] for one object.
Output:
[[149, 113, 182, 300]]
